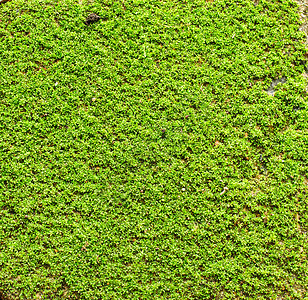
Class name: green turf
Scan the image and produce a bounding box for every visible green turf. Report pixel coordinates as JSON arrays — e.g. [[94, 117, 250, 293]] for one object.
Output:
[[0, 0, 307, 298]]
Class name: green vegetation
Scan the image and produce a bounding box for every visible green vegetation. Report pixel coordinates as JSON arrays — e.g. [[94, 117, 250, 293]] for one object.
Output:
[[0, 0, 307, 298]]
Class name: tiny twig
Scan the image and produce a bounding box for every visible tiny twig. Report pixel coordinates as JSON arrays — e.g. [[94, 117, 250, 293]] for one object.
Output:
[[220, 187, 229, 196]]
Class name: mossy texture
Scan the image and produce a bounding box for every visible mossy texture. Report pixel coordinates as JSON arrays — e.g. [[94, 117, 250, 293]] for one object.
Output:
[[0, 0, 307, 299]]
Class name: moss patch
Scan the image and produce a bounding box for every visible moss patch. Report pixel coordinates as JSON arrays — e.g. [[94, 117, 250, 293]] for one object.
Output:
[[0, 0, 307, 299]]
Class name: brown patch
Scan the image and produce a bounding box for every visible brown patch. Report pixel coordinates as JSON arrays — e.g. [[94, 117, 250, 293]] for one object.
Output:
[[85, 13, 101, 25], [0, 291, 13, 300], [54, 18, 60, 27]]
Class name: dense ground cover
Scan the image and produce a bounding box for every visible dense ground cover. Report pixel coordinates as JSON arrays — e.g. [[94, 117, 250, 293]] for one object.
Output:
[[0, 0, 307, 298]]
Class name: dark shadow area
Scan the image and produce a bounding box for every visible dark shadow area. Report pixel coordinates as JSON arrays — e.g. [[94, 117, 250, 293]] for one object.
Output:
[[0, 291, 7, 300]]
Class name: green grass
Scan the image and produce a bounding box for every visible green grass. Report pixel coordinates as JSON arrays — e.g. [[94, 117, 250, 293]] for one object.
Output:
[[0, 0, 307, 298]]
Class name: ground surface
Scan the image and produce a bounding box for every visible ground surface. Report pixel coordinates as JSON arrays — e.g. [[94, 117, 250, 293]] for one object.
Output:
[[0, 0, 307, 299]]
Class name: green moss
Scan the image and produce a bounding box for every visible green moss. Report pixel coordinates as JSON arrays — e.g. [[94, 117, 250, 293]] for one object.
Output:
[[0, 0, 307, 298]]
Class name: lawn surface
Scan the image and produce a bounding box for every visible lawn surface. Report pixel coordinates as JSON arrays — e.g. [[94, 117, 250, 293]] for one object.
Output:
[[0, 0, 308, 299]]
